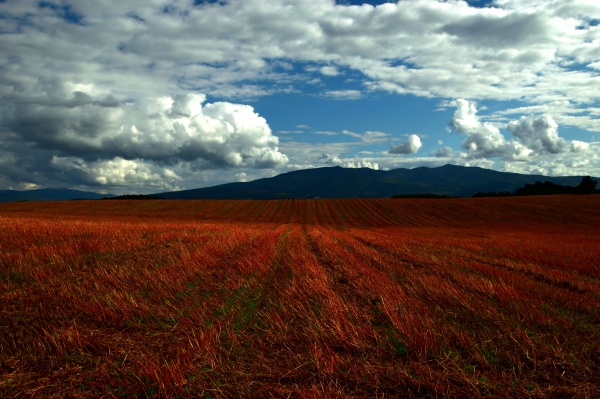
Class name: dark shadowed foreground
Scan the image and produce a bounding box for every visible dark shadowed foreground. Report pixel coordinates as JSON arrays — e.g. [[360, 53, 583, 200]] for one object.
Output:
[[1, 196, 599, 398]]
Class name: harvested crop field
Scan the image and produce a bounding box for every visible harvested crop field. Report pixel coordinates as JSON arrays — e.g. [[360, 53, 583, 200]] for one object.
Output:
[[1, 196, 599, 398]]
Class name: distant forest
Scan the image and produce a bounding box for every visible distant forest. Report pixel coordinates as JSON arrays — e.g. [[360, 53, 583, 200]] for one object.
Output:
[[472, 176, 598, 197]]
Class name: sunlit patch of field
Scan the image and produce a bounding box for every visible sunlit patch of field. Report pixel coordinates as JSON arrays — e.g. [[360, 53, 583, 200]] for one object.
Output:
[[1, 196, 599, 398]]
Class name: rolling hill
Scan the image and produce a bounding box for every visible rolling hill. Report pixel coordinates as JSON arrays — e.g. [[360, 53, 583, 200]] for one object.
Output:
[[1, 165, 596, 202], [157, 164, 596, 199]]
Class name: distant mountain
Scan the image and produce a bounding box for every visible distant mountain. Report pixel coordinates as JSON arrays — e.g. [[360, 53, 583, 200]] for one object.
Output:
[[157, 164, 598, 199], [0, 188, 113, 203], [2, 166, 595, 203]]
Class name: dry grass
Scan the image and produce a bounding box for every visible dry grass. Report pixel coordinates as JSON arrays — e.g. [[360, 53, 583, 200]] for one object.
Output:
[[1, 196, 599, 398]]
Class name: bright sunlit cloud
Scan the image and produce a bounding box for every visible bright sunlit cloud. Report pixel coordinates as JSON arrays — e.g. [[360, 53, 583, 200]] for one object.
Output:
[[0, 0, 599, 193]]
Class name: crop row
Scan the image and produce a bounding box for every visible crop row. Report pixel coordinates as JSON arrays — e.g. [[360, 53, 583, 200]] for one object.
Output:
[[2, 195, 599, 228], [1, 196, 599, 397]]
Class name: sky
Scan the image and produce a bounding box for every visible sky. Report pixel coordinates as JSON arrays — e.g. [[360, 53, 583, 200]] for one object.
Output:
[[1, 0, 599, 194]]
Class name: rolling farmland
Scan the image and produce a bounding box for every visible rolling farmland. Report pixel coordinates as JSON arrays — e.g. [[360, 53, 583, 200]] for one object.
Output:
[[1, 196, 599, 398]]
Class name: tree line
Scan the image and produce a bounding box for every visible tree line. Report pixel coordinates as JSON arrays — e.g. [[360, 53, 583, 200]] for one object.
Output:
[[473, 176, 598, 197]]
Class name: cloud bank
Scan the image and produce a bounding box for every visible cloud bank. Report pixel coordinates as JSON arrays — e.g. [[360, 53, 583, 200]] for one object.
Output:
[[437, 99, 596, 176], [0, 0, 599, 190], [3, 0, 600, 109], [449, 99, 588, 160], [0, 82, 287, 191]]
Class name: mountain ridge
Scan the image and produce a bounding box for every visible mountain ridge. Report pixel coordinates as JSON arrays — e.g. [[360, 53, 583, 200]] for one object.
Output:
[[156, 164, 597, 199], [1, 165, 596, 203]]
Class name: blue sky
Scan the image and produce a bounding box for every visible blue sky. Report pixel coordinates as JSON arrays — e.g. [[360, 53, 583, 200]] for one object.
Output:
[[1, 0, 599, 193]]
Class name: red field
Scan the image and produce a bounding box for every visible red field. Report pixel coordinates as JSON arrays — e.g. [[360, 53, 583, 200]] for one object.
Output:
[[1, 196, 599, 398]]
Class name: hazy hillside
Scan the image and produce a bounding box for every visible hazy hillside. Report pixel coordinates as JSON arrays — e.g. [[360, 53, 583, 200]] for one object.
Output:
[[0, 188, 113, 203]]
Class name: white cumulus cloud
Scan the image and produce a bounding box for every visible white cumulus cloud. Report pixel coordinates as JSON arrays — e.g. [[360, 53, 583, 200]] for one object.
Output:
[[507, 114, 566, 154], [0, 81, 288, 190], [50, 156, 182, 192], [390, 134, 423, 155], [2, 84, 288, 170], [435, 146, 455, 158], [320, 153, 378, 170], [1, 0, 600, 189], [450, 99, 591, 161], [345, 159, 379, 170]]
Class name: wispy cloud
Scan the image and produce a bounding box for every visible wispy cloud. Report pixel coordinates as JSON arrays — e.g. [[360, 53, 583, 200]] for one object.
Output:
[[324, 90, 362, 100]]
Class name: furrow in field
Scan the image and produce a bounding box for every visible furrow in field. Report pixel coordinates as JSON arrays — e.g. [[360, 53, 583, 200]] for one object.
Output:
[[333, 225, 600, 369], [257, 200, 281, 223], [313, 199, 333, 226], [352, 198, 402, 227], [271, 199, 291, 224], [302, 224, 446, 358], [326, 226, 501, 320], [2, 196, 600, 398], [204, 225, 321, 390], [334, 228, 499, 299], [321, 198, 351, 226], [328, 199, 369, 227]]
